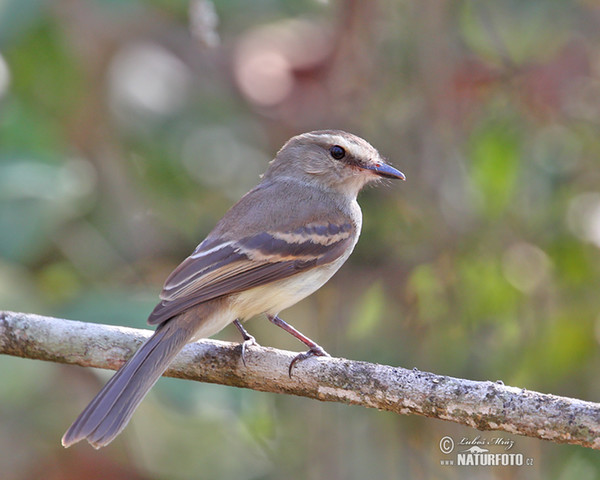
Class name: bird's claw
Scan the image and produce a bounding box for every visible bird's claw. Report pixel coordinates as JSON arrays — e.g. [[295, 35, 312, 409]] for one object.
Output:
[[240, 335, 258, 367], [288, 345, 330, 377]]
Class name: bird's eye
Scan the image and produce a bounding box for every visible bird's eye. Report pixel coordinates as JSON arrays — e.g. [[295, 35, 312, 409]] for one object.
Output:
[[330, 145, 346, 160]]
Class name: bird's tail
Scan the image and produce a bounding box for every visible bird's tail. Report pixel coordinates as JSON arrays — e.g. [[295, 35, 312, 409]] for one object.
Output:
[[61, 317, 197, 449]]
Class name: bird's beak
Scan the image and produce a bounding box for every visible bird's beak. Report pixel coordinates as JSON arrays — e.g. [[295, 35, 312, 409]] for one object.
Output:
[[363, 162, 406, 180]]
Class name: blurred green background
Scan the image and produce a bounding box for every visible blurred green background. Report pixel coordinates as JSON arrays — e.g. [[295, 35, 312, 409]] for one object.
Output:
[[1, 0, 599, 478]]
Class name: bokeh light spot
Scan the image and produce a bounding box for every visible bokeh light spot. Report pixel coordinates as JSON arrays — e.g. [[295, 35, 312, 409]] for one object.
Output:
[[502, 242, 551, 293], [109, 42, 191, 117], [0, 52, 11, 98]]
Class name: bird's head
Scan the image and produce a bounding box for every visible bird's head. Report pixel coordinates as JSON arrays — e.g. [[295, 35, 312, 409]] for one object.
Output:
[[264, 130, 405, 197]]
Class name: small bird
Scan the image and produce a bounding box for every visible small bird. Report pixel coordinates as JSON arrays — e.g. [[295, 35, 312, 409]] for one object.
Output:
[[62, 130, 405, 449]]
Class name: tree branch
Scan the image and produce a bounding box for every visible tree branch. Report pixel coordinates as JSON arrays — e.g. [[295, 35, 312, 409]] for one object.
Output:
[[1, 310, 598, 450]]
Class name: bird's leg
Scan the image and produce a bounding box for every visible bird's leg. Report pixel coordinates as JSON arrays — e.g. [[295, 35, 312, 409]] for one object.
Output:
[[233, 319, 258, 367], [267, 315, 330, 377]]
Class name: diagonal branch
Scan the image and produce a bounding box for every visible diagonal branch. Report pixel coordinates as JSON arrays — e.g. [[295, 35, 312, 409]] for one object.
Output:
[[1, 310, 599, 450]]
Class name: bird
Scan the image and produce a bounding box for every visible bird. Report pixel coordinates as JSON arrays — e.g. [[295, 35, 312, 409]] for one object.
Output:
[[61, 129, 405, 449]]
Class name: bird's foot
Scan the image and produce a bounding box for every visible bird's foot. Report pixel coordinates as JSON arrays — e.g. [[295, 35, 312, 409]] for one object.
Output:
[[233, 319, 260, 367], [289, 345, 330, 377], [239, 334, 259, 367]]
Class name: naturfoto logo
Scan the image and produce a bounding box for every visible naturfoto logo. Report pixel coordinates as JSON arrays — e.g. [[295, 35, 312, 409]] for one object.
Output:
[[439, 435, 535, 468]]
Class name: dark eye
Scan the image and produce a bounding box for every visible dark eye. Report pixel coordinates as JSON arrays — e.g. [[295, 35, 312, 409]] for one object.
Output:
[[330, 145, 346, 160]]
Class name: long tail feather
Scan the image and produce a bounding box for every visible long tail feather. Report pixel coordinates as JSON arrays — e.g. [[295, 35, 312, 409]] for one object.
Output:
[[62, 320, 196, 449]]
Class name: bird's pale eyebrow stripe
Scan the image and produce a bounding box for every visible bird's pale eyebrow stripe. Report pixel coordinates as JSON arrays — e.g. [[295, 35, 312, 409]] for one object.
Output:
[[304, 133, 349, 146], [304, 133, 372, 156]]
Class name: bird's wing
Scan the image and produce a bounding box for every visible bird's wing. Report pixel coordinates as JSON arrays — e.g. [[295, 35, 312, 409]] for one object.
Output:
[[147, 222, 355, 325]]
